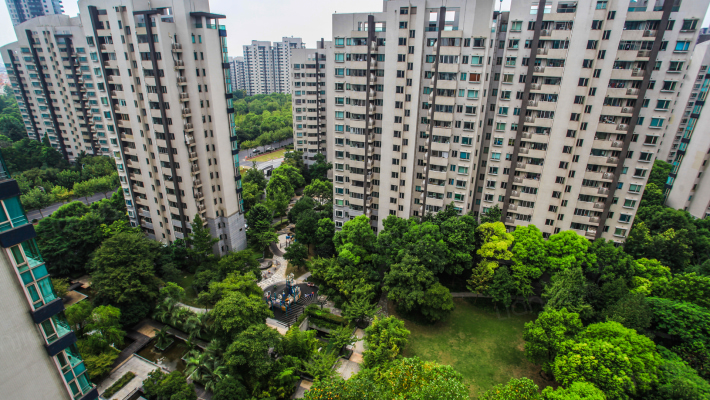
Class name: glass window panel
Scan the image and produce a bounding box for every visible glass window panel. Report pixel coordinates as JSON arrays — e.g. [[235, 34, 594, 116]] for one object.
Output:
[[27, 285, 41, 305], [41, 319, 58, 343], [3, 196, 27, 228], [10, 245, 25, 265], [73, 361, 86, 376], [76, 372, 91, 393], [55, 315, 71, 338], [37, 278, 57, 303], [66, 344, 83, 367], [20, 271, 33, 285], [0, 204, 8, 232], [32, 264, 48, 280], [63, 369, 75, 384], [21, 240, 43, 267]]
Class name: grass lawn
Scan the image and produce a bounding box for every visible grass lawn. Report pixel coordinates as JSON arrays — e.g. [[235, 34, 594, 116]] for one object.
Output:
[[248, 148, 286, 162], [285, 261, 308, 280], [174, 273, 201, 307], [398, 298, 551, 398]]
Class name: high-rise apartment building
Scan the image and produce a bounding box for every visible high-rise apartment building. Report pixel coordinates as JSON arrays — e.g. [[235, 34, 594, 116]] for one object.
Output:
[[5, 0, 64, 26], [3, 0, 247, 253], [0, 154, 98, 400], [78, 0, 246, 253], [2, 15, 116, 161], [325, 0, 709, 243], [229, 56, 246, 92], [242, 37, 304, 95], [291, 39, 328, 164], [659, 40, 710, 218]]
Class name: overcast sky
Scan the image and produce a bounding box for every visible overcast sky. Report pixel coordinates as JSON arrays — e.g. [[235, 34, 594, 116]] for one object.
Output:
[[0, 0, 709, 58]]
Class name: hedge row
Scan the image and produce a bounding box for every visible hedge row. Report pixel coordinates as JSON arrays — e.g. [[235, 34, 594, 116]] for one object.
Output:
[[102, 371, 136, 399]]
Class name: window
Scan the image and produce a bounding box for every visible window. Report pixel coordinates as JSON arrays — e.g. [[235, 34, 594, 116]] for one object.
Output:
[[662, 81, 677, 91], [334, 53, 344, 61], [623, 199, 637, 208], [614, 228, 627, 237], [656, 100, 670, 110], [675, 41, 690, 52], [629, 184, 642, 193], [596, 1, 607, 9], [682, 19, 698, 31], [633, 168, 647, 178], [650, 118, 664, 128]]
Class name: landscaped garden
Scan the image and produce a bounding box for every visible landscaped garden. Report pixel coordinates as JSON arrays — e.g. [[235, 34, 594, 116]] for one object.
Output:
[[399, 298, 549, 397]]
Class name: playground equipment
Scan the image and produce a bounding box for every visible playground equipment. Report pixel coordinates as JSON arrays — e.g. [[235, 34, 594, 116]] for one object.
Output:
[[264, 273, 302, 312]]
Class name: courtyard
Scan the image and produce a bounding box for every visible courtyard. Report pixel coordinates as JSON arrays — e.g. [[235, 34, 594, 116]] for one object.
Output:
[[399, 298, 552, 398]]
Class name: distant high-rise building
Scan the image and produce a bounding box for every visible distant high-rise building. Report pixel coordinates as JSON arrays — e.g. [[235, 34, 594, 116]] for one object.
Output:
[[242, 37, 304, 95], [0, 152, 98, 400], [2, 14, 115, 160], [291, 39, 328, 165], [659, 40, 710, 218], [229, 56, 246, 92], [321, 0, 709, 243], [5, 0, 63, 26], [3, 0, 248, 253]]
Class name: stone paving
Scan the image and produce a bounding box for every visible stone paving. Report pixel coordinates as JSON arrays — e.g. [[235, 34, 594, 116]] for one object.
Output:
[[98, 354, 164, 400], [258, 255, 286, 289]]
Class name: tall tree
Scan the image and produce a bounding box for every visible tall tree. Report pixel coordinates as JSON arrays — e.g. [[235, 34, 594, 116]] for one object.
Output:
[[187, 213, 219, 269], [91, 232, 162, 326], [553, 321, 662, 400], [362, 316, 410, 368], [523, 308, 583, 375]]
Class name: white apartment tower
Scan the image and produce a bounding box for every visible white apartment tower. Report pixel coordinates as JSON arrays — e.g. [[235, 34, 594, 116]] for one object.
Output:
[[5, 0, 64, 26], [326, 0, 709, 243], [659, 40, 710, 218], [243, 37, 304, 95], [291, 39, 328, 164], [71, 0, 247, 253], [2, 15, 117, 160]]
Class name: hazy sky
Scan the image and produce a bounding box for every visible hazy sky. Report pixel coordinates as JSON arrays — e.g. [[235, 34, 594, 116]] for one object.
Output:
[[0, 0, 709, 58]]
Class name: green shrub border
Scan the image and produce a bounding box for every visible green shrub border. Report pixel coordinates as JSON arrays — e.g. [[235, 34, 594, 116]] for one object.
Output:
[[101, 371, 136, 399], [306, 307, 348, 330]]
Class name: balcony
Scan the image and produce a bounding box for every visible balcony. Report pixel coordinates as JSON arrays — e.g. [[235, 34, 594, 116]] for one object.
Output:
[[643, 30, 658, 37], [179, 93, 189, 102], [172, 43, 183, 52], [191, 164, 200, 173], [616, 124, 628, 131], [508, 203, 517, 210], [593, 202, 605, 209], [193, 191, 204, 199], [189, 151, 198, 159], [585, 230, 597, 238], [589, 216, 600, 223], [182, 108, 191, 117], [598, 187, 609, 195], [184, 123, 194, 131], [174, 60, 185, 69], [177, 76, 187, 85], [606, 156, 619, 164]]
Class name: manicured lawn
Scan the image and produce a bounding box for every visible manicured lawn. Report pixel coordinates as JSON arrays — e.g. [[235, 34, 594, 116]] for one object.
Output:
[[248, 148, 286, 162], [398, 298, 551, 398], [174, 273, 200, 307]]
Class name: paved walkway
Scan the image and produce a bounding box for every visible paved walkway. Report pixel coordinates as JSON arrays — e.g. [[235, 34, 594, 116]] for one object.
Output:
[[112, 330, 152, 369], [258, 255, 286, 289]]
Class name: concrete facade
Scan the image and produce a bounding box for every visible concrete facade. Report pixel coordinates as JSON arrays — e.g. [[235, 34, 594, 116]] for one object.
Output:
[[291, 40, 328, 165], [5, 0, 63, 26], [323, 0, 710, 243]]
